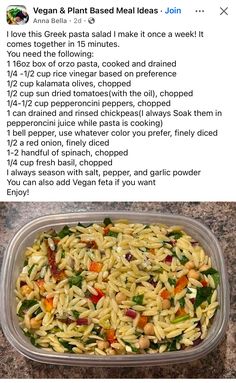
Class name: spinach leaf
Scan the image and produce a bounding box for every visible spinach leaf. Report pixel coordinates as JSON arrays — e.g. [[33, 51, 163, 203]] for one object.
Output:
[[149, 341, 160, 350], [78, 222, 93, 228], [68, 273, 83, 288], [201, 267, 218, 275], [103, 217, 113, 226], [201, 268, 220, 287], [59, 339, 74, 352], [212, 273, 220, 288], [18, 300, 38, 316], [167, 335, 182, 351], [23, 330, 39, 347], [194, 287, 213, 308], [132, 294, 144, 305], [58, 225, 72, 238]]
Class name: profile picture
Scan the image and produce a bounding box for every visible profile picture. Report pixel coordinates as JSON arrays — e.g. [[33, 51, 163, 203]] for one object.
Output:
[[7, 5, 29, 25]]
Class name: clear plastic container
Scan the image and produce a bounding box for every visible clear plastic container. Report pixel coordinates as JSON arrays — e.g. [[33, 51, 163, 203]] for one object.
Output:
[[0, 212, 229, 366]]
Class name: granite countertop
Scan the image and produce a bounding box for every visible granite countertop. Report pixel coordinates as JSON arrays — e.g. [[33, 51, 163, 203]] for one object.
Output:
[[0, 202, 235, 378]]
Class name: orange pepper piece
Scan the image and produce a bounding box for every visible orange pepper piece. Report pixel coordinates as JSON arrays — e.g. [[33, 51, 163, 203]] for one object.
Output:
[[160, 289, 171, 299], [137, 315, 148, 329], [106, 329, 116, 344], [89, 262, 103, 273], [103, 227, 111, 235], [44, 297, 54, 312], [175, 275, 188, 294], [176, 307, 187, 317]]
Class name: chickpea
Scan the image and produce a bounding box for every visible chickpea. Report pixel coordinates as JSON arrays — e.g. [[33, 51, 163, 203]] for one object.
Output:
[[144, 322, 155, 336], [30, 318, 42, 329], [188, 269, 200, 280], [162, 299, 171, 310], [185, 261, 194, 270], [139, 336, 150, 350], [107, 348, 116, 355], [21, 285, 32, 296], [115, 292, 126, 304], [97, 340, 109, 351]]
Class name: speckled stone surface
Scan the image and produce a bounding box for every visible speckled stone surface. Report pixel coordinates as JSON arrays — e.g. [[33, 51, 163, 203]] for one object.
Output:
[[0, 202, 235, 378]]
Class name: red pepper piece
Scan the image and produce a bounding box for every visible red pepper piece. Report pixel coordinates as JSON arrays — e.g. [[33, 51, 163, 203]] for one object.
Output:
[[89, 288, 105, 304]]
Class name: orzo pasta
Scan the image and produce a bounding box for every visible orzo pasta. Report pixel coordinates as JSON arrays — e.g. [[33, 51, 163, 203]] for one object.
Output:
[[15, 218, 220, 355]]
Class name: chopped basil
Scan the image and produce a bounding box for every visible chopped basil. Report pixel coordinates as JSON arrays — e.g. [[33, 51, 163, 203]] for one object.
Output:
[[92, 326, 102, 336], [167, 231, 183, 239], [59, 339, 74, 352], [58, 225, 72, 239], [144, 225, 150, 229], [28, 264, 35, 275], [179, 297, 185, 308], [179, 255, 189, 265], [32, 307, 42, 317], [68, 273, 83, 288], [24, 259, 28, 267], [201, 268, 220, 287], [168, 278, 176, 286], [132, 294, 144, 305], [172, 251, 189, 265], [107, 231, 119, 238], [72, 310, 80, 319], [18, 299, 38, 316], [194, 287, 213, 308], [103, 217, 113, 226], [61, 250, 65, 258]]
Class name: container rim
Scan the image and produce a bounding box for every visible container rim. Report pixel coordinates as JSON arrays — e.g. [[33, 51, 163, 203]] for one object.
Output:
[[0, 211, 230, 366]]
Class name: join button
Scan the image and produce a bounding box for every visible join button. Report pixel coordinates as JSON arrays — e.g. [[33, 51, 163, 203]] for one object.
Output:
[[164, 7, 182, 14]]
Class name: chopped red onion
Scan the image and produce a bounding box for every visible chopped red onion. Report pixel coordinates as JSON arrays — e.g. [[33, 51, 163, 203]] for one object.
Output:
[[76, 318, 90, 325], [125, 253, 133, 262], [165, 255, 173, 264], [124, 308, 137, 319]]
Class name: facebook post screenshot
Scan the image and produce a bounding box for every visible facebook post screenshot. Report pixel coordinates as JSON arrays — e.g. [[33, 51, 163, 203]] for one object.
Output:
[[0, 0, 236, 379], [0, 0, 235, 201]]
